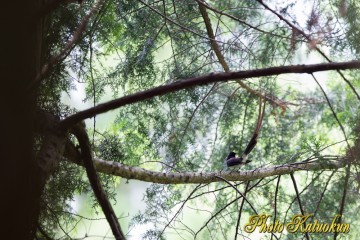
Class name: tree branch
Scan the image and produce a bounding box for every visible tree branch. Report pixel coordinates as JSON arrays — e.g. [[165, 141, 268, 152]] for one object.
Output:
[[312, 74, 352, 154], [271, 176, 281, 240], [290, 173, 309, 240], [59, 60, 360, 130], [65, 155, 348, 184], [215, 176, 279, 239], [70, 122, 126, 240], [235, 181, 250, 240], [198, 1, 287, 110], [312, 170, 336, 218], [334, 165, 350, 240], [254, 0, 360, 101], [215, 176, 257, 213], [159, 184, 203, 238], [194, 0, 287, 39]]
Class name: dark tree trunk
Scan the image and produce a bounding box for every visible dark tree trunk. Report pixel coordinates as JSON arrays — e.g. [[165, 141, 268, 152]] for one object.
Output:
[[2, 0, 44, 238]]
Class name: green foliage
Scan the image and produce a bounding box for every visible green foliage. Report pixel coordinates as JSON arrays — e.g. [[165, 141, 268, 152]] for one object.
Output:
[[36, 0, 360, 238], [342, 1, 360, 56], [39, 161, 88, 237]]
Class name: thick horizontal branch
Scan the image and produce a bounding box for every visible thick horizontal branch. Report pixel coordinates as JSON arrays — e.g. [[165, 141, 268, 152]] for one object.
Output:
[[87, 158, 347, 184], [59, 61, 360, 129]]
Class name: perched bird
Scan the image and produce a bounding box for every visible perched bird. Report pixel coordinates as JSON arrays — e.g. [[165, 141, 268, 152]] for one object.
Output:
[[224, 151, 252, 170], [226, 151, 236, 161], [224, 134, 257, 170], [224, 97, 265, 171]]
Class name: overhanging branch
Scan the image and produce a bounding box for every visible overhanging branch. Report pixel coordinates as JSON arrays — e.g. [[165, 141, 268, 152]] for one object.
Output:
[[59, 60, 360, 129]]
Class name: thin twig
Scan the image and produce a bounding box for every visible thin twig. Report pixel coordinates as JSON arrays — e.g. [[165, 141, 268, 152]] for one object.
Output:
[[193, 179, 267, 238], [334, 165, 350, 240], [215, 176, 279, 240], [270, 175, 281, 240], [311, 74, 351, 153], [89, 34, 96, 146], [194, 195, 241, 238], [194, 0, 288, 39], [290, 173, 309, 240], [235, 181, 250, 240], [255, 0, 360, 101], [312, 170, 336, 218], [137, 0, 218, 43], [158, 184, 203, 239], [37, 225, 52, 240], [215, 176, 258, 214]]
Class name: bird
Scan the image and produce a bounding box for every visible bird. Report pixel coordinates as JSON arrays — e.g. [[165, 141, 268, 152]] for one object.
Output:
[[224, 134, 257, 170], [224, 97, 265, 171], [224, 151, 252, 170]]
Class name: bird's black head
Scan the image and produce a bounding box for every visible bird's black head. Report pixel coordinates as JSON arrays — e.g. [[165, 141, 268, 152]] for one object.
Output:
[[227, 151, 236, 159]]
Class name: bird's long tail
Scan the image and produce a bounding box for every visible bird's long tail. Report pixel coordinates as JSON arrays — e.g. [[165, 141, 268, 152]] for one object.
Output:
[[243, 133, 258, 155]]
